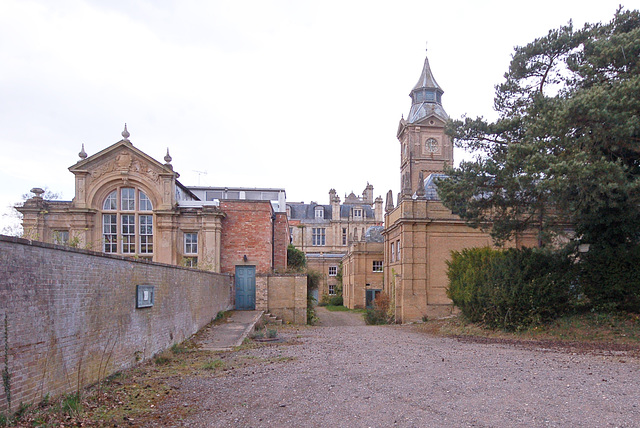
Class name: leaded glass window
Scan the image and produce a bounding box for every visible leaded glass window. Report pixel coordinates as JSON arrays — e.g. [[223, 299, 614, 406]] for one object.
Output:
[[101, 187, 154, 257]]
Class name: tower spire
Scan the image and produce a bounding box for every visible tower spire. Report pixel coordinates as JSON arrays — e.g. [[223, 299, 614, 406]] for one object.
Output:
[[407, 49, 448, 123]]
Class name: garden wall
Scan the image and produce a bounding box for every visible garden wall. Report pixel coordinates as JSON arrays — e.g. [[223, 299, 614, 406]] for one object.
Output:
[[256, 274, 307, 324], [0, 235, 233, 413]]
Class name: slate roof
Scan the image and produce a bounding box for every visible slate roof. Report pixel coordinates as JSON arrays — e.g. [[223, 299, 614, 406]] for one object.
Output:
[[288, 203, 332, 221], [340, 204, 375, 219], [364, 226, 384, 243], [422, 173, 448, 201], [287, 203, 375, 221]]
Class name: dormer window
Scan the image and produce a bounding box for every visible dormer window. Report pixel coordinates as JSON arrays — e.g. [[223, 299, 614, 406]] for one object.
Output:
[[353, 208, 363, 220], [315, 207, 324, 219]]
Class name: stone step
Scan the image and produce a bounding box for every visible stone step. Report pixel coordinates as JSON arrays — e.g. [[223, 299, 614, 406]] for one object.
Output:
[[264, 313, 283, 325]]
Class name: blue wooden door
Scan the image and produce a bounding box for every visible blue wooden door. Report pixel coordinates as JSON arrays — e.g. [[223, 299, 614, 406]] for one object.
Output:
[[235, 266, 256, 310], [366, 289, 381, 309]]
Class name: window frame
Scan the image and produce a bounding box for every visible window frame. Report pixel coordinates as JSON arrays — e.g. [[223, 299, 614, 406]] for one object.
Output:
[[101, 187, 154, 257], [184, 232, 198, 255], [53, 230, 70, 246], [311, 227, 326, 246], [328, 266, 337, 276], [373, 261, 383, 272]]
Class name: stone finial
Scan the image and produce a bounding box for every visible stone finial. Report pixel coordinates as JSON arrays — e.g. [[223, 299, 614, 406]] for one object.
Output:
[[78, 143, 87, 160], [416, 171, 426, 198], [30, 188, 45, 198], [164, 148, 173, 168], [401, 175, 412, 200], [122, 123, 130, 142], [385, 190, 394, 213]]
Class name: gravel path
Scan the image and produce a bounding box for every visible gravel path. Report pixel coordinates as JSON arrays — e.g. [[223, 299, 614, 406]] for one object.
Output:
[[315, 306, 366, 326], [156, 325, 640, 427]]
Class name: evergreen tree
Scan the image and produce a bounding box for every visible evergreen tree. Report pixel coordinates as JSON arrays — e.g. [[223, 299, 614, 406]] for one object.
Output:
[[438, 8, 640, 249]]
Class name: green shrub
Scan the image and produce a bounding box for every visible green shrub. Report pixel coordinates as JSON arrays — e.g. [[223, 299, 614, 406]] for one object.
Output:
[[446, 247, 500, 323], [364, 292, 393, 325], [287, 245, 306, 271], [318, 294, 330, 306], [579, 244, 640, 312], [447, 247, 576, 330], [329, 295, 343, 306]]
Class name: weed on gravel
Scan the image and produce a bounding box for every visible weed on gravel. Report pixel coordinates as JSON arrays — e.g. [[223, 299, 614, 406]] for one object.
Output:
[[3, 336, 297, 426], [416, 311, 640, 356]]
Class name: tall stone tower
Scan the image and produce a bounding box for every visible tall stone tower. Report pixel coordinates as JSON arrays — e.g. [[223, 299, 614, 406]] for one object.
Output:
[[397, 49, 453, 194]]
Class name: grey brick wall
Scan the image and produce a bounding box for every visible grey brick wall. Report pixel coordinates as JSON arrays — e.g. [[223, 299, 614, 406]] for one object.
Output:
[[0, 235, 233, 413]]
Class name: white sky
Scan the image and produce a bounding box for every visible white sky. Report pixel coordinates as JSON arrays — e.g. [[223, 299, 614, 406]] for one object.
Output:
[[0, 0, 630, 232]]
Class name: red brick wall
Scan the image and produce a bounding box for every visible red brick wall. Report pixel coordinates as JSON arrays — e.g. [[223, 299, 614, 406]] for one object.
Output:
[[0, 235, 233, 413], [220, 201, 274, 274], [273, 212, 289, 272]]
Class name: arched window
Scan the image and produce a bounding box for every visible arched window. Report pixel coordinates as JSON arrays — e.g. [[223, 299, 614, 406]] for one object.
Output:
[[102, 187, 153, 257]]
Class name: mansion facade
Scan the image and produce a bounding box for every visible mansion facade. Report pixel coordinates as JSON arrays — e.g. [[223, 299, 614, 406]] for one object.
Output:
[[18, 129, 289, 280], [16, 50, 540, 322], [287, 185, 384, 299]]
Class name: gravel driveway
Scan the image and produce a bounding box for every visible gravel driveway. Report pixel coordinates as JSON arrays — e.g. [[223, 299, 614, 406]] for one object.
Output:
[[315, 306, 366, 326], [155, 324, 640, 427]]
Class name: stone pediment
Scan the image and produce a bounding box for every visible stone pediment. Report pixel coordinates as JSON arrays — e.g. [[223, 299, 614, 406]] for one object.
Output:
[[412, 114, 446, 127], [397, 114, 446, 139], [69, 140, 176, 184]]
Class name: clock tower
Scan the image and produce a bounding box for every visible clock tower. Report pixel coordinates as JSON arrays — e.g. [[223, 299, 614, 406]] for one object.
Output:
[[397, 49, 453, 195]]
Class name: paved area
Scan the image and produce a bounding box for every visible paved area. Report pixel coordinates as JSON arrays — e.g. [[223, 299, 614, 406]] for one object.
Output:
[[154, 324, 640, 427], [197, 310, 263, 351], [315, 306, 366, 326]]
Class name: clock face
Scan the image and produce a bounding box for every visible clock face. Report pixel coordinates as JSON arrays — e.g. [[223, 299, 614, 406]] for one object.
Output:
[[426, 138, 438, 152]]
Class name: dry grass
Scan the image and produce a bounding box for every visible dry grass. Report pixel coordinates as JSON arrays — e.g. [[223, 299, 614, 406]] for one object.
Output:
[[416, 311, 640, 345], [2, 326, 297, 427]]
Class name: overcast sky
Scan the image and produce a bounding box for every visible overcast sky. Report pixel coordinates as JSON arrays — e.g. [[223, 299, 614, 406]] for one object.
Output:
[[0, 0, 630, 232]]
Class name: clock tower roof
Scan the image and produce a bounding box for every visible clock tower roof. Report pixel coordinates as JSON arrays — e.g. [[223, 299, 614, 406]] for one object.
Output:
[[407, 50, 448, 124]]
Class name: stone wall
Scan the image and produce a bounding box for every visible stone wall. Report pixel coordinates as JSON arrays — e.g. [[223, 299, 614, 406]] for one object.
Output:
[[0, 235, 233, 413], [256, 274, 307, 324]]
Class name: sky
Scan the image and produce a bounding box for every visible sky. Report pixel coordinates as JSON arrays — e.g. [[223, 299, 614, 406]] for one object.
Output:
[[0, 0, 631, 233]]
